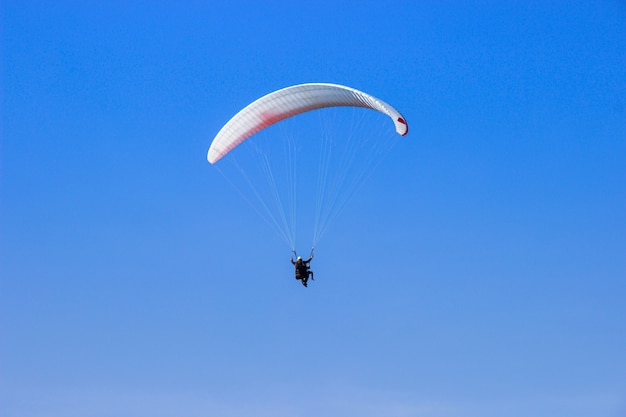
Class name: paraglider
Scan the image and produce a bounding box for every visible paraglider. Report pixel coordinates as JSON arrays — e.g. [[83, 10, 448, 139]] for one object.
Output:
[[290, 254, 314, 288], [208, 83, 408, 286]]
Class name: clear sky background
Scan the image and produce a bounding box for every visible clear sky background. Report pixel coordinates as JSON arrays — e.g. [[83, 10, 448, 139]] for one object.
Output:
[[2, 2, 625, 417]]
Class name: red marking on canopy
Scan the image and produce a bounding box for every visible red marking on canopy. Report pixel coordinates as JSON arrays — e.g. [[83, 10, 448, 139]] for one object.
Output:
[[397, 117, 408, 136], [260, 111, 283, 129]]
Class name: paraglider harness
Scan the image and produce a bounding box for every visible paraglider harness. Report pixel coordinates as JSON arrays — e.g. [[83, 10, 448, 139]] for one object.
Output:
[[292, 248, 315, 286]]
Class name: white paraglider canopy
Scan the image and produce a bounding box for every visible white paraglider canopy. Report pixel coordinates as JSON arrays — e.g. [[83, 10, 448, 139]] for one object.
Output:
[[208, 83, 408, 164]]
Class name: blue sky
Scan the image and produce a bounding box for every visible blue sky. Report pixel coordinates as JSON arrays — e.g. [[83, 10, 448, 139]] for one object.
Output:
[[1, 1, 625, 416]]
